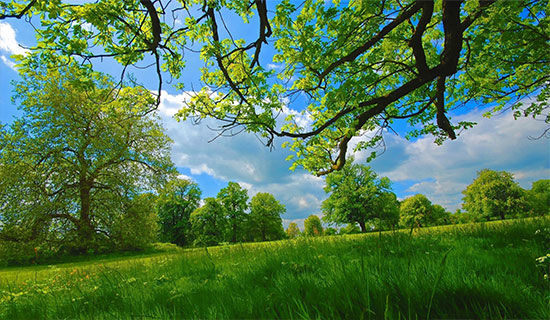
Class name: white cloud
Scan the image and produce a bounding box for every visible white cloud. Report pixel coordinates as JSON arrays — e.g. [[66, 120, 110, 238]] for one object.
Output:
[[360, 109, 550, 211], [0, 22, 29, 72], [0, 55, 16, 71], [0, 22, 29, 56], [158, 90, 549, 223], [177, 174, 193, 181], [157, 91, 327, 222]]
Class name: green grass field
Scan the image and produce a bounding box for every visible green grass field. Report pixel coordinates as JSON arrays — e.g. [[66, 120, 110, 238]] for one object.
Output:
[[1, 218, 549, 319]]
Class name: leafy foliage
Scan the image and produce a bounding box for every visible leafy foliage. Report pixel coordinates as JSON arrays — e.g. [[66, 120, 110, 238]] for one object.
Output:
[[400, 194, 436, 228], [190, 198, 226, 246], [110, 193, 159, 251], [217, 182, 249, 243], [248, 192, 285, 242], [322, 162, 398, 232], [157, 178, 202, 246], [2, 0, 547, 174], [285, 222, 301, 239], [0, 61, 173, 254], [462, 169, 527, 221], [526, 179, 550, 216], [304, 215, 323, 237]]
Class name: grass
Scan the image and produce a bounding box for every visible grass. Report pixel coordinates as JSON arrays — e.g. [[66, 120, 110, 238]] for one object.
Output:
[[1, 217, 549, 319]]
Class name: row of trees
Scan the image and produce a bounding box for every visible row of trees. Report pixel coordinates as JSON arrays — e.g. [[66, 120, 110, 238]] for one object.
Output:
[[286, 163, 549, 237], [157, 180, 286, 247]]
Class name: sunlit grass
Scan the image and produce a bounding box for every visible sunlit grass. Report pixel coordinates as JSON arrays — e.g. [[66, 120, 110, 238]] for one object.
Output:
[[1, 217, 549, 319]]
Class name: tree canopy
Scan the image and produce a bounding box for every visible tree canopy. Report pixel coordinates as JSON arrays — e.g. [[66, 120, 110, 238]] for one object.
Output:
[[0, 62, 174, 253], [462, 169, 526, 220], [322, 162, 397, 232], [1, 0, 547, 175], [190, 197, 226, 246], [157, 177, 202, 246], [304, 214, 323, 236], [248, 192, 286, 241], [526, 179, 550, 216], [217, 182, 249, 243], [399, 194, 445, 228]]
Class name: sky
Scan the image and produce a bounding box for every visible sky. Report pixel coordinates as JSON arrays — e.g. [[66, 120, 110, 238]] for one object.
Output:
[[1, 17, 549, 229]]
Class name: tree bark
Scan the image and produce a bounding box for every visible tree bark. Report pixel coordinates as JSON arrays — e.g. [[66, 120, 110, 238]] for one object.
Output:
[[77, 178, 95, 251], [358, 221, 367, 233]]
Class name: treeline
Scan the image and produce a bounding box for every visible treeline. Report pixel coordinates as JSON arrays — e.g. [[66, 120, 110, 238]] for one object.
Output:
[[285, 164, 549, 238], [157, 180, 286, 247]]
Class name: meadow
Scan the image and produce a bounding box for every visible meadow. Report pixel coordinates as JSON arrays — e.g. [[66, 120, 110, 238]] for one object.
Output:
[[1, 218, 549, 319]]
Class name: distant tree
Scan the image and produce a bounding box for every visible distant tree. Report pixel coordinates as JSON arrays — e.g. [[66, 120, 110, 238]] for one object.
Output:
[[374, 193, 401, 231], [157, 178, 202, 247], [0, 62, 173, 253], [462, 169, 526, 220], [304, 215, 323, 237], [286, 222, 301, 239], [322, 163, 396, 232], [249, 193, 286, 242], [323, 227, 338, 236], [526, 179, 550, 216], [339, 224, 361, 235], [190, 198, 226, 246], [217, 182, 249, 243], [111, 193, 159, 251], [432, 204, 452, 226], [400, 194, 436, 228], [450, 209, 482, 224]]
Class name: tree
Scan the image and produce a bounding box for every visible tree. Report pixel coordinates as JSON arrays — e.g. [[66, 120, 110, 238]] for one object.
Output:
[[0, 62, 174, 252], [2, 1, 547, 175], [157, 178, 202, 247], [111, 193, 159, 251], [190, 198, 226, 246], [217, 182, 249, 243], [304, 215, 323, 237], [399, 194, 437, 228], [462, 169, 526, 221], [432, 204, 452, 226], [322, 163, 397, 232], [286, 222, 301, 239], [526, 179, 550, 216], [248, 193, 285, 242]]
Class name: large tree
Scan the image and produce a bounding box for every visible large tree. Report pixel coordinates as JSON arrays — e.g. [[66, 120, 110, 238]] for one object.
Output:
[[462, 169, 526, 221], [157, 178, 202, 246], [216, 181, 249, 243], [1, 0, 547, 175], [248, 192, 286, 242], [322, 163, 397, 232], [0, 61, 174, 252]]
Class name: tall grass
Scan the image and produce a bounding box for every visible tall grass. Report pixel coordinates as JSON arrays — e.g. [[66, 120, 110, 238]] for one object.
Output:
[[1, 217, 549, 319]]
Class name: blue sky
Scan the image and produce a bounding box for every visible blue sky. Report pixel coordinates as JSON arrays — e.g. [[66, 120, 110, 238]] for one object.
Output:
[[1, 19, 549, 229]]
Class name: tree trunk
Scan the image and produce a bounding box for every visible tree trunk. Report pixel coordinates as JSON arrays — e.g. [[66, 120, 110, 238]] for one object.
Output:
[[77, 179, 95, 252], [231, 222, 237, 243], [358, 221, 367, 233]]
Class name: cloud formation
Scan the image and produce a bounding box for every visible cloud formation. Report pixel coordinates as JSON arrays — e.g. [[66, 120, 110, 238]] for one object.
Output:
[[157, 91, 326, 227], [363, 109, 550, 211], [157, 90, 549, 226], [0, 22, 28, 71]]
